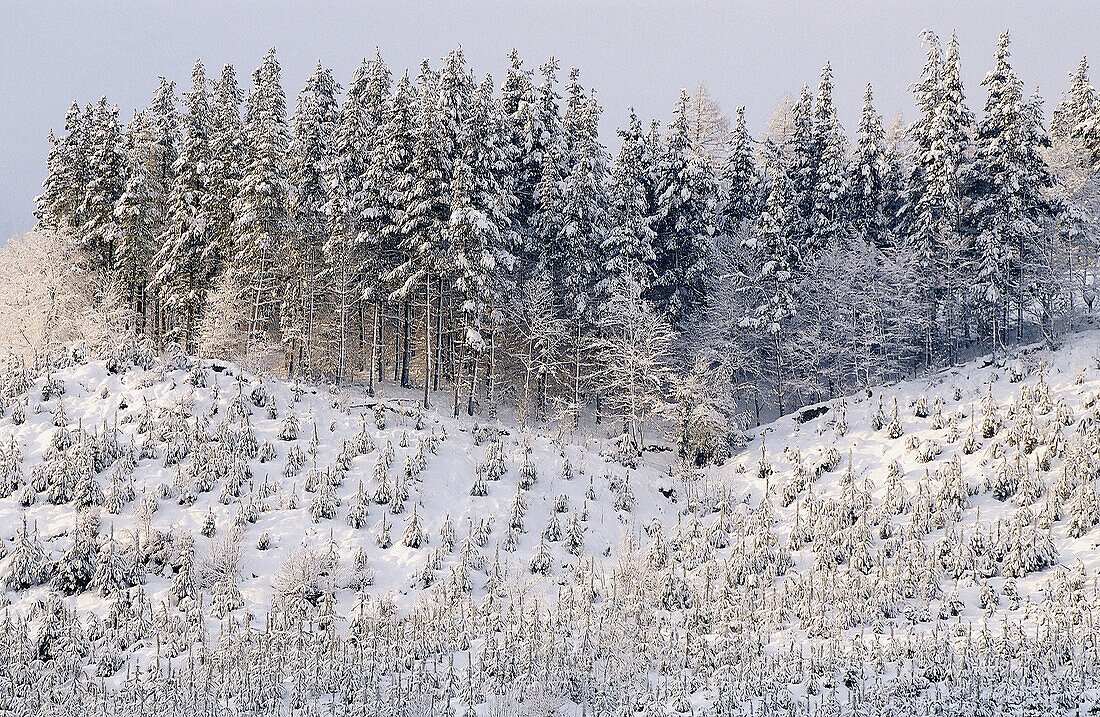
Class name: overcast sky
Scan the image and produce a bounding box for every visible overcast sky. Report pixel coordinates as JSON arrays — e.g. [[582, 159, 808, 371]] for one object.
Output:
[[2, 0, 1099, 240]]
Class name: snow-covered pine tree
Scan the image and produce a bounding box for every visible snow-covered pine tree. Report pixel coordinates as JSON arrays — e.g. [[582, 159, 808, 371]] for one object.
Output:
[[746, 139, 801, 416], [148, 76, 181, 185], [153, 60, 215, 351], [784, 85, 816, 251], [1047, 57, 1100, 319], [506, 54, 564, 276], [114, 109, 166, 330], [448, 76, 516, 417], [721, 106, 760, 231], [50, 523, 96, 596], [848, 84, 890, 247], [901, 30, 973, 364], [387, 58, 452, 408], [1053, 56, 1099, 144], [35, 102, 89, 233], [283, 62, 338, 378], [649, 89, 716, 325], [208, 64, 245, 279], [809, 62, 848, 250], [555, 69, 609, 427], [967, 31, 1056, 352], [499, 49, 539, 230], [359, 51, 396, 392], [1059, 56, 1100, 168], [79, 97, 127, 271], [325, 59, 372, 383], [170, 530, 199, 604], [603, 108, 656, 301], [230, 48, 292, 365]]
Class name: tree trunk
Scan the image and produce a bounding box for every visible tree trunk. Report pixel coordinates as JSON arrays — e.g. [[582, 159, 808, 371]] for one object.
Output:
[[423, 270, 432, 409], [467, 352, 478, 417], [453, 317, 465, 419], [434, 275, 444, 393], [487, 319, 497, 420], [368, 303, 379, 397], [377, 302, 386, 385], [401, 300, 411, 388]]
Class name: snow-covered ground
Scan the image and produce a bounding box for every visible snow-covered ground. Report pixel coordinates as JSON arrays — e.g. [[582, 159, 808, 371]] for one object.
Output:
[[4, 332, 1100, 714]]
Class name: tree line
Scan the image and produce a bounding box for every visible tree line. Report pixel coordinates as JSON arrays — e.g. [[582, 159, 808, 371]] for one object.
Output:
[[32, 31, 1100, 454]]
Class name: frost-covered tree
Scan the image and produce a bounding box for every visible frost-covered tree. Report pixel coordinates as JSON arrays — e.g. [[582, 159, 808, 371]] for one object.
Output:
[[901, 30, 972, 364], [649, 89, 716, 324], [809, 62, 848, 249], [208, 64, 245, 280], [113, 109, 166, 328], [603, 108, 656, 298], [448, 76, 516, 416], [387, 59, 451, 407], [79, 97, 127, 271], [283, 62, 338, 377], [36, 102, 90, 233], [722, 106, 760, 230], [744, 140, 802, 415], [154, 60, 216, 350], [848, 84, 890, 246], [966, 31, 1056, 351], [595, 281, 672, 454], [231, 48, 292, 360]]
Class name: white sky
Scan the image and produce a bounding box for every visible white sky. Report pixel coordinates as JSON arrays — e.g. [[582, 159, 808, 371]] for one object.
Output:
[[2, 0, 1099, 239]]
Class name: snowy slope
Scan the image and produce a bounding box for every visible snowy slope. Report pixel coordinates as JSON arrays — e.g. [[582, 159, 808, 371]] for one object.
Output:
[[4, 333, 1100, 714], [0, 357, 676, 614]]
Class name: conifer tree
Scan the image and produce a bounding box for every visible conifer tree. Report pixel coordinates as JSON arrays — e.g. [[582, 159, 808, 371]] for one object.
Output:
[[79, 97, 127, 271], [326, 59, 372, 383], [809, 62, 848, 248], [649, 89, 716, 325], [747, 140, 801, 415], [967, 31, 1056, 350], [848, 84, 890, 246], [388, 59, 450, 408], [902, 30, 972, 364], [154, 59, 215, 350], [231, 48, 292, 358], [554, 69, 610, 425], [375, 71, 420, 388], [500, 50, 540, 240], [722, 106, 760, 230], [114, 110, 166, 329], [603, 108, 657, 297], [35, 102, 89, 232], [359, 51, 395, 391], [208, 64, 245, 282], [449, 77, 516, 416], [284, 62, 338, 377], [1052, 56, 1099, 145]]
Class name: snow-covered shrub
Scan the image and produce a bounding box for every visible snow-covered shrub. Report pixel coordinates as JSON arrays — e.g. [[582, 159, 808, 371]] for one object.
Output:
[[518, 451, 537, 489], [272, 544, 328, 621], [871, 395, 886, 431], [401, 507, 425, 548], [915, 440, 941, 463], [886, 399, 903, 439], [529, 538, 552, 574], [679, 402, 735, 467], [816, 447, 842, 474]]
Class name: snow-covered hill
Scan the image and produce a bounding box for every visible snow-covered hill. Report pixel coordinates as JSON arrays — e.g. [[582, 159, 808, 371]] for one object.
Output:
[[5, 333, 1100, 715]]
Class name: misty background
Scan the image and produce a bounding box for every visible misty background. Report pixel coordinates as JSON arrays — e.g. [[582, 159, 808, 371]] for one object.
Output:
[[2, 0, 1098, 241]]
